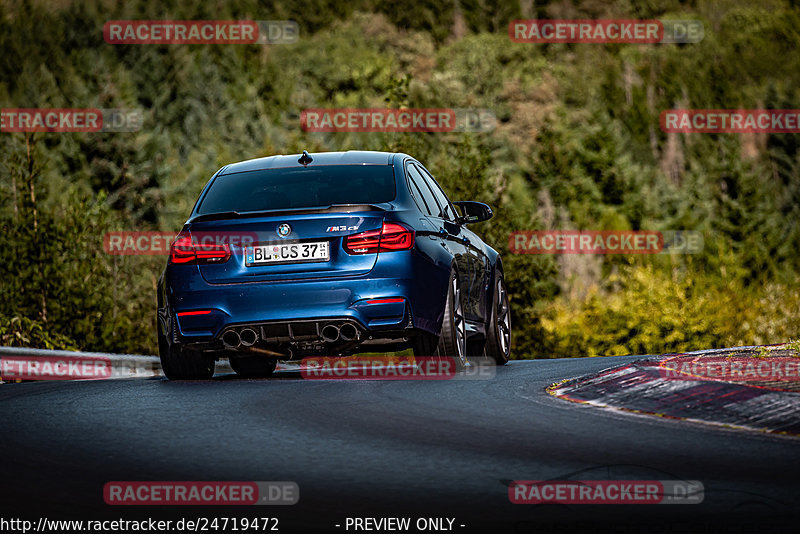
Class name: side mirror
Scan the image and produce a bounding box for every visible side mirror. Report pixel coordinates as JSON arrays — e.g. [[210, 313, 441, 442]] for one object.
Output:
[[453, 201, 493, 224]]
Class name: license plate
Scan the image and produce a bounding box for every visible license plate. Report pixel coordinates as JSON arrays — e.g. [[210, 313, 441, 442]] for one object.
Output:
[[245, 241, 329, 266]]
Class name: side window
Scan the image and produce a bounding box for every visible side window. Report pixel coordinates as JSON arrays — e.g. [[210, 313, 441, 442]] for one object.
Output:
[[416, 164, 455, 221], [406, 164, 441, 218], [405, 169, 428, 215]]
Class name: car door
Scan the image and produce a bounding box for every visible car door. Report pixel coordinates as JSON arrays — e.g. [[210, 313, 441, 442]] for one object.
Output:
[[405, 160, 465, 270], [411, 163, 483, 324], [404, 159, 444, 252]]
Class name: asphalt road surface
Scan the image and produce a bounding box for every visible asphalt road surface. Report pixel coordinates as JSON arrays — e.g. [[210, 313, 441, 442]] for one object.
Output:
[[2, 355, 799, 533]]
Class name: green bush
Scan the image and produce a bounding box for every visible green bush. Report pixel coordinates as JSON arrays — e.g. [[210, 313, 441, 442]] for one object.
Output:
[[540, 263, 800, 357], [0, 315, 78, 351]]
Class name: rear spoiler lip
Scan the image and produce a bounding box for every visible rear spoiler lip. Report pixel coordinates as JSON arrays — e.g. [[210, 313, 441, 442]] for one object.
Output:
[[187, 203, 389, 224]]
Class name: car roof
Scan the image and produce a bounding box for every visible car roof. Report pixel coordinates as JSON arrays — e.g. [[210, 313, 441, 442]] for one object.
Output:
[[219, 151, 403, 175]]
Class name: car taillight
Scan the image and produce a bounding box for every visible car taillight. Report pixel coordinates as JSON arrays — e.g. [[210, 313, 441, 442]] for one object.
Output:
[[344, 222, 415, 255], [169, 232, 231, 264]]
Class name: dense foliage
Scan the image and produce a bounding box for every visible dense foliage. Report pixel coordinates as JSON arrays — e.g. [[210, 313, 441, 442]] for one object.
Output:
[[1, 0, 798, 357]]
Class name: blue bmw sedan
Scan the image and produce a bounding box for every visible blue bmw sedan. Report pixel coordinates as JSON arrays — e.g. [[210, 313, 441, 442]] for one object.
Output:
[[157, 150, 510, 379]]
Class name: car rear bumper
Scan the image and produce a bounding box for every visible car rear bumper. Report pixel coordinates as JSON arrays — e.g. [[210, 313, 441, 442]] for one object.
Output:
[[173, 279, 412, 342], [161, 247, 447, 348]]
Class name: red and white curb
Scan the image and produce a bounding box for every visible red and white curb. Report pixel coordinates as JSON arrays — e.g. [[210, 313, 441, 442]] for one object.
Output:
[[548, 346, 800, 437]]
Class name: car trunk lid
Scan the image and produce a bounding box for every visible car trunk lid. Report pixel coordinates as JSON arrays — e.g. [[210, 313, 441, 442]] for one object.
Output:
[[190, 207, 385, 284]]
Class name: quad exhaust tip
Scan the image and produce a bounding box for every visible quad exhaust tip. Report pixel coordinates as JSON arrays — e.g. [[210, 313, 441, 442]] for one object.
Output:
[[222, 330, 241, 349], [339, 323, 358, 341], [240, 328, 258, 347], [321, 324, 340, 343]]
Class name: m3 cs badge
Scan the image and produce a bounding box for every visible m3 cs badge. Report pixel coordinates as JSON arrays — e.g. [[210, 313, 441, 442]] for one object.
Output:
[[277, 223, 292, 237]]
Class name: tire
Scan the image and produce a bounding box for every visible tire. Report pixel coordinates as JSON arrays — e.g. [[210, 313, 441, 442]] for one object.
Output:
[[411, 269, 468, 371], [484, 269, 511, 365], [411, 331, 439, 356], [158, 329, 215, 380], [435, 269, 468, 371], [230, 355, 277, 378]]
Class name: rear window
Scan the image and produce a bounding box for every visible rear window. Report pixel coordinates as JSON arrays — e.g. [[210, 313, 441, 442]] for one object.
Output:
[[196, 165, 396, 214]]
